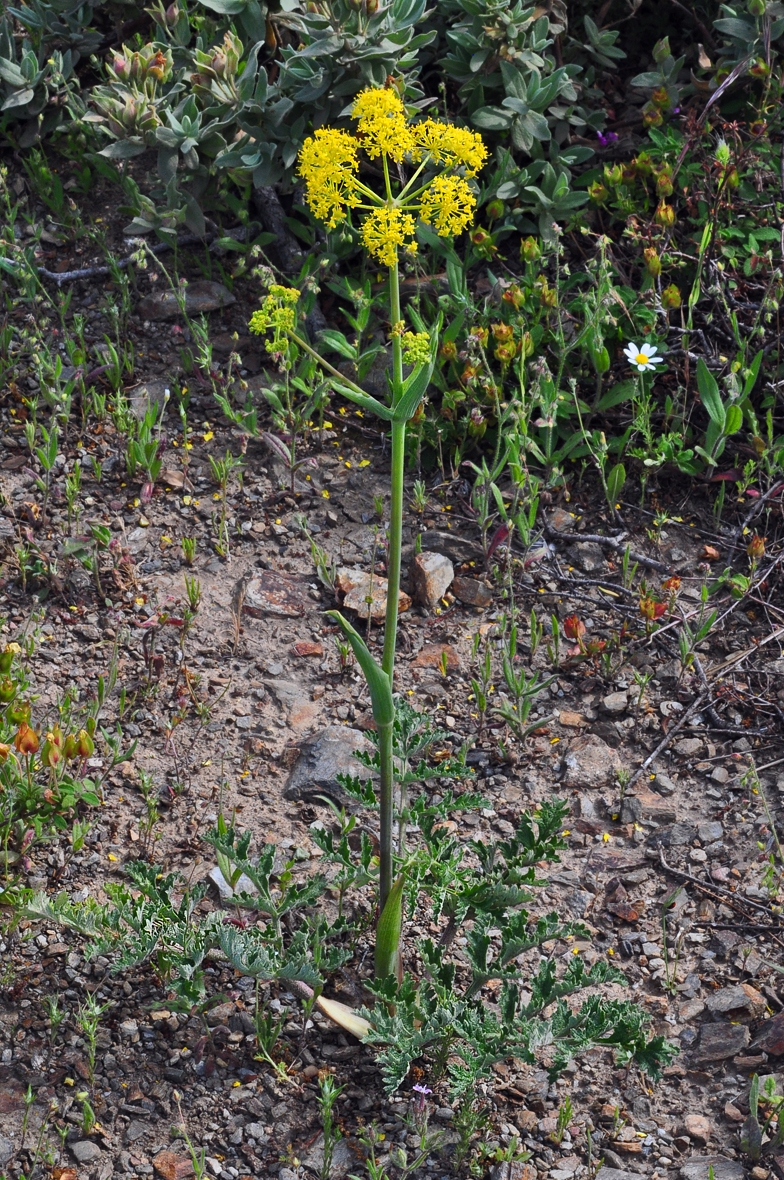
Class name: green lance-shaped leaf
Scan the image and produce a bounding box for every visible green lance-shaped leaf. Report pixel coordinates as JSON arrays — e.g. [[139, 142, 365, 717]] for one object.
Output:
[[375, 874, 406, 981], [325, 611, 394, 727], [696, 359, 725, 429], [607, 462, 626, 503]]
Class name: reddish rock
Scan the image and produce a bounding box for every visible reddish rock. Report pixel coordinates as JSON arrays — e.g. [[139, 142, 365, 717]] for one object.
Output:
[[558, 710, 587, 728], [451, 576, 492, 607], [752, 1010, 784, 1055], [153, 1152, 196, 1180], [292, 640, 324, 657], [681, 1114, 713, 1144], [411, 642, 460, 670], [335, 567, 411, 620], [561, 734, 623, 790]]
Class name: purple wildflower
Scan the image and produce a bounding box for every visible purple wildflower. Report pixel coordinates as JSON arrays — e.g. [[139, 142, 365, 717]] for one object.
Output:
[[597, 130, 619, 147], [412, 1083, 432, 1113]]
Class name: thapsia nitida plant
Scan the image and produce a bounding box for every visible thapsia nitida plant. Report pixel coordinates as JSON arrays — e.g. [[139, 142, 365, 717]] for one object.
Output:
[[249, 83, 487, 971]]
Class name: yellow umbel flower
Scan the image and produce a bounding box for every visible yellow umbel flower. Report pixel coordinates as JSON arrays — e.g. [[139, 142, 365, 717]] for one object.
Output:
[[418, 175, 476, 236], [411, 121, 488, 176], [298, 128, 360, 228], [402, 331, 430, 365], [249, 286, 300, 354], [352, 87, 413, 162], [361, 207, 416, 266]]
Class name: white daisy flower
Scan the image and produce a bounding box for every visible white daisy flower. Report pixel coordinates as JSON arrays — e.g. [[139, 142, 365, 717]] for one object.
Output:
[[623, 342, 663, 372]]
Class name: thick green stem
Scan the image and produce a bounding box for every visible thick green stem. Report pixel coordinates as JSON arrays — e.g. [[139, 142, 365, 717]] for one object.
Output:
[[382, 417, 405, 687], [378, 258, 405, 912], [377, 719, 394, 910]]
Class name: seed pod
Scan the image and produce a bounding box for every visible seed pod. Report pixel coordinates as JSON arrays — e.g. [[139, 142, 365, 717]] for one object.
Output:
[[521, 236, 541, 263], [661, 284, 681, 310], [76, 729, 95, 758], [644, 247, 661, 277], [14, 723, 39, 756], [654, 201, 675, 227]]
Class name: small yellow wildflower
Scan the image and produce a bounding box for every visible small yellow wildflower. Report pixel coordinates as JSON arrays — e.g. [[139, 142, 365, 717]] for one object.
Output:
[[419, 174, 476, 237], [361, 207, 417, 267], [402, 331, 430, 365]]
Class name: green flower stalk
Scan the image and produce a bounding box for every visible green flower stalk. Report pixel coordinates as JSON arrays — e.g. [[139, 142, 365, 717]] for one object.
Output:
[[250, 84, 486, 968]]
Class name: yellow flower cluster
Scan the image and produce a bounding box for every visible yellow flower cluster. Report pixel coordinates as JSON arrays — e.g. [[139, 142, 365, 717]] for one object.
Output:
[[402, 331, 431, 365], [419, 175, 476, 236], [249, 285, 300, 353], [411, 120, 488, 176], [352, 87, 412, 162], [361, 207, 417, 268], [296, 85, 487, 267], [298, 128, 361, 229]]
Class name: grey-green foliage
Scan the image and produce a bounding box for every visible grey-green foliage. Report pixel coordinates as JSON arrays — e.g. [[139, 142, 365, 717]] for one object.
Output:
[[7, 0, 105, 59], [0, 15, 79, 147], [23, 828, 341, 1007], [436, 5, 612, 237], [443, 8, 593, 147], [90, 0, 431, 233], [714, 2, 784, 61], [360, 799, 678, 1097]]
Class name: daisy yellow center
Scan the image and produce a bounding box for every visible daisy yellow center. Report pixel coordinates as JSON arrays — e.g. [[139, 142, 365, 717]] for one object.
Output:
[[636, 353, 649, 365]]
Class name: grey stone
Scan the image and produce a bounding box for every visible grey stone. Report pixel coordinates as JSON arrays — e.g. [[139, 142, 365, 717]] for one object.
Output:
[[692, 1021, 750, 1062], [698, 821, 723, 843], [128, 378, 170, 422], [207, 865, 258, 904], [573, 541, 605, 572], [679, 1157, 744, 1180], [71, 1141, 103, 1163], [561, 734, 623, 790], [262, 679, 319, 730], [565, 889, 592, 918], [126, 1119, 149, 1143], [654, 772, 677, 796], [620, 796, 643, 823], [705, 983, 765, 1021], [602, 691, 628, 715], [595, 1169, 642, 1180], [661, 821, 695, 846], [284, 725, 374, 804], [0, 1135, 12, 1166], [675, 737, 703, 756], [418, 529, 482, 564], [138, 280, 235, 321], [435, 1107, 455, 1120], [711, 766, 729, 784], [301, 1133, 357, 1178]]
